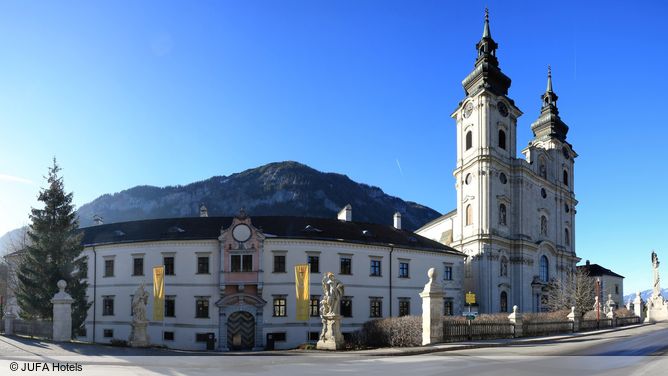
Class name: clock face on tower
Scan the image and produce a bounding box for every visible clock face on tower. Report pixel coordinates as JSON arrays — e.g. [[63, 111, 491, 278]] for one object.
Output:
[[498, 102, 509, 117], [463, 102, 473, 118], [232, 224, 252, 242]]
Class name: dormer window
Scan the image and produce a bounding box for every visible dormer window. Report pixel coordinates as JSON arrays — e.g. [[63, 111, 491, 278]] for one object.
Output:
[[303, 225, 323, 233]]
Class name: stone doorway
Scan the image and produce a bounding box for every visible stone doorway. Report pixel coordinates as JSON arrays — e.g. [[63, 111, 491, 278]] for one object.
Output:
[[227, 311, 255, 350]]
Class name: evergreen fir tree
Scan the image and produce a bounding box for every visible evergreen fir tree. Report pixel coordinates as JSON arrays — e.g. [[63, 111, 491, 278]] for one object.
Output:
[[16, 158, 90, 336]]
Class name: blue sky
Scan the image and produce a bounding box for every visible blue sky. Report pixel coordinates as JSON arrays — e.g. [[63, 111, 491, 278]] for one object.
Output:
[[0, 0, 666, 295]]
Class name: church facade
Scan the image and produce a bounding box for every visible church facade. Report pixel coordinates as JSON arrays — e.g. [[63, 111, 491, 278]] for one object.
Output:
[[416, 11, 580, 314]]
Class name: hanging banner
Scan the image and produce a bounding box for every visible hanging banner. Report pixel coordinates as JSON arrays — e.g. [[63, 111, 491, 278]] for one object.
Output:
[[295, 264, 310, 321], [153, 266, 165, 321]]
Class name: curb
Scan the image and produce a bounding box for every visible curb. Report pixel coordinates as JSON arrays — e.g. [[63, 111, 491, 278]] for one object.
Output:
[[349, 323, 649, 356]]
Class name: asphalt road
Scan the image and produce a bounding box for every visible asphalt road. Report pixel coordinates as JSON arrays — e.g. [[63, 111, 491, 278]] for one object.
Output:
[[1, 324, 667, 376]]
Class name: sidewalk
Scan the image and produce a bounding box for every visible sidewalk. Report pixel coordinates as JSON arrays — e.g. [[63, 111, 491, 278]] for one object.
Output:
[[346, 323, 648, 356], [244, 323, 648, 357]]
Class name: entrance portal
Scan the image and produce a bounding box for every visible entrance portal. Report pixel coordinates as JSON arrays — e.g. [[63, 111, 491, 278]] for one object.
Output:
[[227, 311, 255, 350]]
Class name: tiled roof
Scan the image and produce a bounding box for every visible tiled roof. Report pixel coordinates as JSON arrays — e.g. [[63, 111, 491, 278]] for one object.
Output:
[[577, 263, 624, 279], [81, 216, 464, 256]]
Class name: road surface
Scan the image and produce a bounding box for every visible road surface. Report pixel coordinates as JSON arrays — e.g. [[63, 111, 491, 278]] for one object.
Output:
[[1, 323, 666, 375]]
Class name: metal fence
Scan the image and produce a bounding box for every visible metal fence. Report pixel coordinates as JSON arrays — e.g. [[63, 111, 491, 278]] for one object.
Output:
[[617, 316, 641, 326], [441, 315, 643, 343], [579, 318, 614, 332], [13, 319, 53, 339], [443, 321, 515, 341], [523, 321, 574, 337]]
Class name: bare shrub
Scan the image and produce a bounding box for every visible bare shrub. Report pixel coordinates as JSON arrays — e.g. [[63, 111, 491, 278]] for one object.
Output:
[[347, 316, 422, 349], [443, 313, 509, 324], [615, 307, 635, 318], [523, 309, 571, 324]]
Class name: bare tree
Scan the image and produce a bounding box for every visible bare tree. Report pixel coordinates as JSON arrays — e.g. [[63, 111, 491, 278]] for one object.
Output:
[[545, 268, 596, 317], [1, 227, 29, 316]]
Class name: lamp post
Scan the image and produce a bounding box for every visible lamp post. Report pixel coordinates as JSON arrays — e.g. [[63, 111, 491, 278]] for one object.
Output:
[[596, 277, 601, 328]]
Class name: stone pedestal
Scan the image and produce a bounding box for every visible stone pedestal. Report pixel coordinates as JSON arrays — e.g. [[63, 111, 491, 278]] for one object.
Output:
[[508, 305, 523, 337], [633, 292, 645, 321], [51, 280, 74, 342], [420, 268, 444, 345], [567, 306, 580, 332], [316, 314, 344, 350], [4, 312, 15, 335], [129, 321, 150, 347], [645, 296, 668, 323]]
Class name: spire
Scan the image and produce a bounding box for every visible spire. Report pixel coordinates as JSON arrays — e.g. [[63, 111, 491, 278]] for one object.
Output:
[[482, 8, 491, 39], [541, 65, 559, 110], [462, 8, 511, 96], [531, 66, 569, 142]]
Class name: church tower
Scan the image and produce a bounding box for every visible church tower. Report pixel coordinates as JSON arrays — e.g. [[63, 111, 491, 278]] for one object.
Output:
[[451, 9, 522, 313], [416, 9, 580, 314]]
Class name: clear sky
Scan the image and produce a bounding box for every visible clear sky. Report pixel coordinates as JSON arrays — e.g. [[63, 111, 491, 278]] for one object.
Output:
[[0, 0, 666, 295]]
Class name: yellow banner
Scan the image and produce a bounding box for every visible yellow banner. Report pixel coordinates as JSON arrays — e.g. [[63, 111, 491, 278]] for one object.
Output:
[[153, 266, 165, 321], [295, 264, 310, 321]]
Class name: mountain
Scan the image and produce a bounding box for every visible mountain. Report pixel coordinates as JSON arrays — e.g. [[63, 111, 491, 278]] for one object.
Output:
[[623, 288, 668, 304], [0, 227, 28, 257], [74, 161, 441, 231]]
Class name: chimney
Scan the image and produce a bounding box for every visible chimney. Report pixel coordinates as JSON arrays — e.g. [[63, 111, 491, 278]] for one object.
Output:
[[199, 204, 209, 218], [393, 212, 402, 230], [93, 215, 104, 226], [337, 204, 352, 222]]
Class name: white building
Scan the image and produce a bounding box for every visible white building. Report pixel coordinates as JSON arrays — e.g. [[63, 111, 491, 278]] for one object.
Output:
[[416, 11, 580, 314], [79, 207, 464, 350]]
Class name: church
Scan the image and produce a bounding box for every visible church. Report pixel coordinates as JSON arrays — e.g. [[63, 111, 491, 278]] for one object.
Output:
[[415, 10, 580, 314]]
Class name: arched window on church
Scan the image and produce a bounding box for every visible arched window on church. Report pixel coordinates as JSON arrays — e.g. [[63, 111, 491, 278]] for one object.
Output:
[[500, 291, 508, 313], [565, 228, 570, 246], [563, 170, 569, 186], [465, 131, 473, 151], [498, 129, 506, 150], [540, 255, 549, 282], [465, 204, 473, 226], [539, 156, 547, 179], [500, 256, 508, 277], [540, 215, 548, 236], [499, 203, 507, 226]]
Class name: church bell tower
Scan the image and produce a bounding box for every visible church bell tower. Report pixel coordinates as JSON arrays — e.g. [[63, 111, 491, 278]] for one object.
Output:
[[451, 9, 522, 312]]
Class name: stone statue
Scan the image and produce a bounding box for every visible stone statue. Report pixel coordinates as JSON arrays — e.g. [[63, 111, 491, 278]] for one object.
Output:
[[652, 251, 661, 299], [604, 293, 616, 315], [593, 296, 601, 313], [129, 283, 149, 347], [316, 272, 345, 350], [132, 283, 149, 323], [320, 272, 344, 316], [645, 251, 668, 323]]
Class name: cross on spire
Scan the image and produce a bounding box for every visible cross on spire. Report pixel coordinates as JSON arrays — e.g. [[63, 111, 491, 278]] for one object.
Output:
[[482, 8, 491, 39]]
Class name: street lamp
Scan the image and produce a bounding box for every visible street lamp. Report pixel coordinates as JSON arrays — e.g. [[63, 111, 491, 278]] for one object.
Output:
[[596, 277, 601, 324]]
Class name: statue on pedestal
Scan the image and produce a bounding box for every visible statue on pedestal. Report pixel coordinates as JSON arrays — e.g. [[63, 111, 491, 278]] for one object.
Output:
[[129, 283, 150, 347], [316, 272, 345, 350], [652, 251, 662, 300], [646, 251, 668, 322]]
